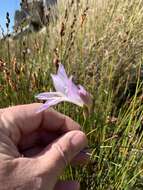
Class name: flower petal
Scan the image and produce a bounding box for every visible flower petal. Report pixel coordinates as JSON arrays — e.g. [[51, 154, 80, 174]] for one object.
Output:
[[67, 76, 79, 96], [51, 74, 68, 94], [57, 63, 68, 81], [78, 85, 87, 96], [36, 97, 66, 113], [78, 85, 92, 106], [35, 92, 63, 100], [67, 77, 84, 106]]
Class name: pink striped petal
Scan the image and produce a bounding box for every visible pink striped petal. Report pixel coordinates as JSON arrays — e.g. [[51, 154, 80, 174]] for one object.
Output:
[[57, 63, 68, 81], [51, 64, 69, 94], [36, 97, 65, 113], [35, 92, 62, 100], [51, 74, 67, 94], [78, 85, 92, 106], [78, 85, 87, 96], [67, 77, 84, 105]]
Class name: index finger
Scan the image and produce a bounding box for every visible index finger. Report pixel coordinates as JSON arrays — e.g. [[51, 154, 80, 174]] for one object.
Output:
[[0, 103, 81, 144]]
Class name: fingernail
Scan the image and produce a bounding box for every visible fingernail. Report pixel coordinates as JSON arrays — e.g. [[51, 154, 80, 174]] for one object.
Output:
[[71, 131, 87, 154]]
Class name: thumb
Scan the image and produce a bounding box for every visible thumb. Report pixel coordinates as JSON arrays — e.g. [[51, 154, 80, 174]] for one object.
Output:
[[37, 130, 87, 179]]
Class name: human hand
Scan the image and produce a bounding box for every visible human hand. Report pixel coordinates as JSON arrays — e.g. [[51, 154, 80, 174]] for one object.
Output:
[[0, 103, 88, 190]]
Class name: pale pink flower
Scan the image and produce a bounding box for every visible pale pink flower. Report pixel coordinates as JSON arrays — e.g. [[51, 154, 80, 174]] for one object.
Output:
[[35, 63, 92, 113]]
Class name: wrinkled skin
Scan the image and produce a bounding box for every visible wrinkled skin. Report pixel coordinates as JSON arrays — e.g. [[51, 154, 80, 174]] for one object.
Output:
[[0, 103, 88, 190]]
